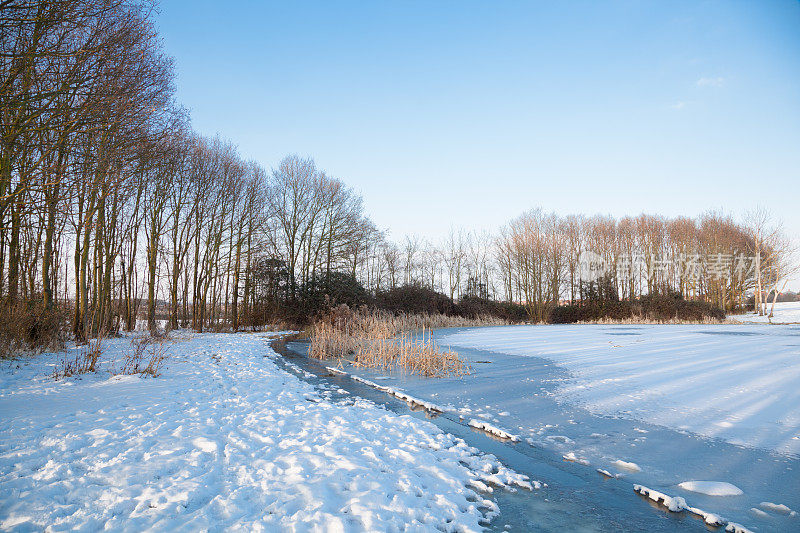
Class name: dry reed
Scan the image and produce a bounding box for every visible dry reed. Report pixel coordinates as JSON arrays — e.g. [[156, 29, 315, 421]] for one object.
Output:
[[310, 306, 485, 378]]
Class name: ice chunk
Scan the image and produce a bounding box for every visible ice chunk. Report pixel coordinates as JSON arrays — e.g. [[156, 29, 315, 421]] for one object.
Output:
[[633, 484, 686, 512], [725, 522, 754, 533], [562, 452, 589, 465], [758, 501, 795, 515], [634, 484, 753, 533], [612, 459, 641, 472], [468, 419, 520, 442], [677, 481, 743, 497]]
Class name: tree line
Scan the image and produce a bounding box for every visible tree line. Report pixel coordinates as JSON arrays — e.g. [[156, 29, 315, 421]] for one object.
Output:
[[362, 209, 793, 323], [494, 209, 794, 322]]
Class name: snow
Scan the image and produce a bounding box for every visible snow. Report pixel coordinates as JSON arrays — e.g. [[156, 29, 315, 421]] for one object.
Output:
[[562, 452, 590, 465], [440, 324, 800, 454], [612, 460, 641, 472], [0, 333, 531, 531], [634, 485, 752, 531], [678, 481, 743, 496], [467, 420, 521, 442], [633, 484, 686, 512], [759, 501, 797, 516], [731, 301, 800, 324]]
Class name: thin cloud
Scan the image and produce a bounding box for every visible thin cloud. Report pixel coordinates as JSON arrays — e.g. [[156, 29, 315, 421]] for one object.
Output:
[[671, 101, 687, 110], [697, 76, 725, 87]]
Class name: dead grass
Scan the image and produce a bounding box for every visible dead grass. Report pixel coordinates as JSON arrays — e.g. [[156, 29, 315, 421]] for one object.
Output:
[[310, 306, 482, 378]]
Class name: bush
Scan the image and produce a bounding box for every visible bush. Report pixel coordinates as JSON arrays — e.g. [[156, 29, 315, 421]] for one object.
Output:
[[0, 299, 65, 358], [54, 336, 105, 379], [549, 305, 580, 324], [773, 290, 798, 303], [638, 292, 725, 321], [301, 271, 373, 311], [456, 296, 527, 322], [377, 284, 455, 315], [118, 336, 169, 377], [549, 292, 724, 324]]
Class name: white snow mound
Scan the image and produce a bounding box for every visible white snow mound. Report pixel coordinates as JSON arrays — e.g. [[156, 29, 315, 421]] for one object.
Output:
[[613, 459, 641, 472], [678, 481, 743, 496], [759, 501, 796, 516], [468, 419, 521, 442]]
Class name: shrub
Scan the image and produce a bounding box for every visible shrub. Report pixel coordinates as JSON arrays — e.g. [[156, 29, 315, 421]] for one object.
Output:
[[301, 271, 373, 311], [0, 299, 65, 358], [549, 305, 581, 324], [639, 292, 725, 321], [377, 284, 455, 315], [456, 296, 527, 322], [604, 300, 633, 320], [118, 336, 169, 377], [54, 336, 105, 379], [53, 333, 170, 379], [548, 292, 724, 324]]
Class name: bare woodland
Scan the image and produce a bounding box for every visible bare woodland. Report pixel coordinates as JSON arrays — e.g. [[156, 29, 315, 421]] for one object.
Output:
[[495, 209, 796, 322], [1, 1, 797, 355]]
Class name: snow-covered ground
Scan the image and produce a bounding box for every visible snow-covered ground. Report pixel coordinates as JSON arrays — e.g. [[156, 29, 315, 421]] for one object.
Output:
[[730, 301, 800, 324], [324, 323, 800, 532], [0, 333, 530, 531]]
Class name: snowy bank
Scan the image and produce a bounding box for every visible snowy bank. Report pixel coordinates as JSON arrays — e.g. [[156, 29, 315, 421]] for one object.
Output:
[[730, 301, 800, 324], [0, 333, 530, 531]]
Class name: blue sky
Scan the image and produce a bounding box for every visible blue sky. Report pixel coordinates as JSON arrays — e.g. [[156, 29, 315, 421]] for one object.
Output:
[[156, 0, 800, 272]]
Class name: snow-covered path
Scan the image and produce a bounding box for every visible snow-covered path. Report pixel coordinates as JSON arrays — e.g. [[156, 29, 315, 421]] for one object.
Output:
[[0, 333, 529, 532]]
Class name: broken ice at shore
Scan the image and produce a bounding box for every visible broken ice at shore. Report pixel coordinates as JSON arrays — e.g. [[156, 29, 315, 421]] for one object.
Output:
[[468, 419, 521, 442]]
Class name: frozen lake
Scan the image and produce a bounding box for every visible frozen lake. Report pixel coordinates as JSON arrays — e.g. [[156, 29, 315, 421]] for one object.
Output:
[[313, 323, 800, 532]]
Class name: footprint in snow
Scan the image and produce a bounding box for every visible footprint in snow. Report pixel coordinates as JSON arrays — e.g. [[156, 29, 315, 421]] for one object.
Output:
[[192, 437, 217, 453]]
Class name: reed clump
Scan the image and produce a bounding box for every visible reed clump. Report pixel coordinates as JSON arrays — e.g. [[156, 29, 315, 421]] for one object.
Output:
[[310, 305, 483, 377]]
